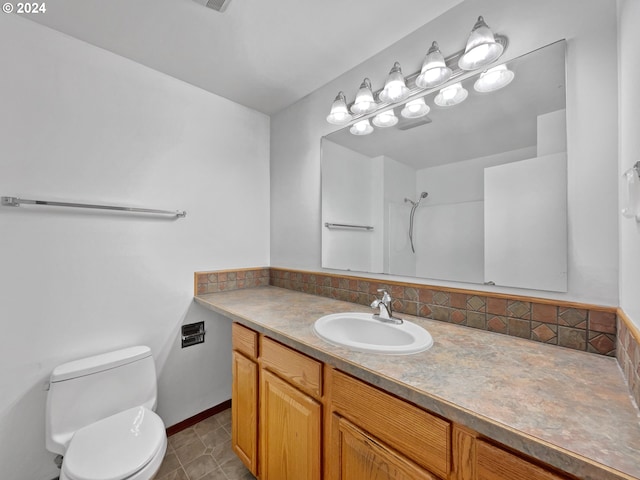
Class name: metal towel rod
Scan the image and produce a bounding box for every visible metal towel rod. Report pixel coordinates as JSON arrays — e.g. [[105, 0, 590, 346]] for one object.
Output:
[[324, 222, 373, 231], [1, 196, 186, 218]]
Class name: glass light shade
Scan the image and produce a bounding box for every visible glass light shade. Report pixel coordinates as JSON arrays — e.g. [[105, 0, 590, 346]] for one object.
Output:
[[401, 97, 430, 118], [458, 16, 504, 71], [434, 82, 468, 107], [351, 78, 377, 114], [415, 42, 452, 89], [474, 64, 515, 93], [379, 62, 410, 103], [350, 119, 374, 136], [326, 91, 353, 125], [372, 109, 398, 128]]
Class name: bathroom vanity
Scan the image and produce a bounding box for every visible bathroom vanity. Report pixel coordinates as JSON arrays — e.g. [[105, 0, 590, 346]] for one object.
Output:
[[195, 286, 640, 480]]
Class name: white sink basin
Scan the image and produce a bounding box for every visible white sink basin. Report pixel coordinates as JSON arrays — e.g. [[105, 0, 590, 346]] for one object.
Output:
[[313, 312, 433, 354]]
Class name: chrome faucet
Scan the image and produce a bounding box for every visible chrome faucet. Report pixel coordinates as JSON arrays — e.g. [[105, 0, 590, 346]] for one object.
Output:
[[370, 289, 403, 324]]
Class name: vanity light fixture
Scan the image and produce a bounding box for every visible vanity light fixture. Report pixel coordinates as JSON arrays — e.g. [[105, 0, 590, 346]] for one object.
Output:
[[473, 64, 515, 93], [326, 91, 353, 125], [326, 15, 507, 129], [458, 16, 504, 71], [351, 78, 377, 115], [416, 42, 452, 89], [372, 109, 399, 128], [401, 97, 430, 119], [434, 82, 468, 107], [350, 119, 374, 136], [379, 62, 410, 103]]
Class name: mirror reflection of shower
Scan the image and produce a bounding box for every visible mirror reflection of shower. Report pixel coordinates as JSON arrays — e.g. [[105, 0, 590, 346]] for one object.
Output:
[[404, 192, 429, 253]]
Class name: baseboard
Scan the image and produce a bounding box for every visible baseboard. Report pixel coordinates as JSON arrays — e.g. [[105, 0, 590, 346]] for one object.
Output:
[[166, 399, 232, 437]]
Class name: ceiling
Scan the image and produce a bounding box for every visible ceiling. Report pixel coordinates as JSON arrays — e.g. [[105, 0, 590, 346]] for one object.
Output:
[[26, 0, 463, 115]]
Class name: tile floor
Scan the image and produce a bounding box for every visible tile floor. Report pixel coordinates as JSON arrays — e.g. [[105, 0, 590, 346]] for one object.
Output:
[[154, 408, 256, 480]]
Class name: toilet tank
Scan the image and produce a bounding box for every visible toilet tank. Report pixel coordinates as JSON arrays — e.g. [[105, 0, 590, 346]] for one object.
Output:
[[46, 346, 158, 455]]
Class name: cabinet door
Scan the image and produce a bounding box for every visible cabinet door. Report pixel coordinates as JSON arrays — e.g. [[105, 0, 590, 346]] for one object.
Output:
[[334, 415, 438, 480], [260, 370, 321, 480], [330, 370, 450, 478], [231, 351, 258, 475], [476, 440, 569, 480]]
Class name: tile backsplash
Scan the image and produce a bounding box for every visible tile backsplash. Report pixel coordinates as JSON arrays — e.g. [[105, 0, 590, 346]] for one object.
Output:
[[195, 267, 270, 295], [268, 268, 617, 357], [617, 312, 640, 408], [194, 267, 617, 356]]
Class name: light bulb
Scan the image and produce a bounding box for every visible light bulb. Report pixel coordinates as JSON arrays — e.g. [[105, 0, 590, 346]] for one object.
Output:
[[372, 109, 398, 128], [434, 83, 468, 107], [458, 16, 504, 71], [442, 87, 457, 101], [326, 92, 353, 125], [351, 78, 377, 115], [416, 42, 452, 89], [474, 64, 515, 93], [401, 98, 430, 119], [379, 62, 409, 103], [350, 119, 374, 136]]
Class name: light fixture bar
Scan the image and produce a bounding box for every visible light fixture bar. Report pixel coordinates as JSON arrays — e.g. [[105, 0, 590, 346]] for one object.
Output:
[[344, 34, 508, 123]]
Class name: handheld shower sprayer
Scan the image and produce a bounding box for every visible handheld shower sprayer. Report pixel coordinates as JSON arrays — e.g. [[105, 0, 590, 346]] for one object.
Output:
[[405, 191, 428, 206], [405, 192, 428, 253]]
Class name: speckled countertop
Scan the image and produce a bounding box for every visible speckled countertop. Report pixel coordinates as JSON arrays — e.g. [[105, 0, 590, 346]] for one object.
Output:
[[195, 286, 640, 480]]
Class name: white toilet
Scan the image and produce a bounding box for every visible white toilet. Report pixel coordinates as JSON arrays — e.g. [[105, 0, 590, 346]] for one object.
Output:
[[45, 346, 167, 480]]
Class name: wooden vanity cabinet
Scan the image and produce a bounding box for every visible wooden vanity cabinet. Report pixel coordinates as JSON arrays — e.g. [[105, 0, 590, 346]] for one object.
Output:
[[231, 323, 578, 480], [333, 415, 439, 480], [231, 323, 259, 476], [452, 425, 574, 480], [260, 369, 322, 480], [259, 337, 323, 480], [231, 323, 323, 480], [328, 369, 451, 480]]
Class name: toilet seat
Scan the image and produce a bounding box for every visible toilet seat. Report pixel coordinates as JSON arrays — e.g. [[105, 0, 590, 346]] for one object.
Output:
[[62, 406, 166, 480]]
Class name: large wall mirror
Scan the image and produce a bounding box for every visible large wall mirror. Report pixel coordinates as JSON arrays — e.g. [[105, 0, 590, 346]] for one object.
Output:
[[321, 40, 567, 292]]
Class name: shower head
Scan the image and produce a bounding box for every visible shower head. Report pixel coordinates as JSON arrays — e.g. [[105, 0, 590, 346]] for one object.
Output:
[[405, 192, 428, 207], [414, 191, 429, 207]]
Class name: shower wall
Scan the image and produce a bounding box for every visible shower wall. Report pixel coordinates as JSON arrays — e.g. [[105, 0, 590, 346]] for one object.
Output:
[[413, 147, 535, 282], [321, 141, 384, 272]]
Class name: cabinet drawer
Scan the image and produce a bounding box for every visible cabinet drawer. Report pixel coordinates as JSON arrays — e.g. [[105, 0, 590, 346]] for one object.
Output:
[[260, 337, 323, 398], [232, 323, 258, 359], [477, 440, 570, 480], [330, 370, 450, 479], [335, 415, 439, 480]]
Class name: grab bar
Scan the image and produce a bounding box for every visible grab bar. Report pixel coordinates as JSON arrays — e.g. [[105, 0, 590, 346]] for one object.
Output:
[[1, 196, 186, 218], [324, 222, 373, 231]]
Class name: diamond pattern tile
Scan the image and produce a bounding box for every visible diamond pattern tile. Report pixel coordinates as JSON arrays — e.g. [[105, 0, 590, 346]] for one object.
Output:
[[432, 291, 449, 306], [507, 301, 531, 319], [466, 295, 486, 312]]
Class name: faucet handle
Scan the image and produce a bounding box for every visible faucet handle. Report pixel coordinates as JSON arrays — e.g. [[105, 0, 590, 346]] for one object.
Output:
[[376, 289, 391, 301]]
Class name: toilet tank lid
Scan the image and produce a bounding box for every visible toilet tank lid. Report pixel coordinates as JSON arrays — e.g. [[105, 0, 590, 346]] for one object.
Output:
[[51, 346, 152, 383]]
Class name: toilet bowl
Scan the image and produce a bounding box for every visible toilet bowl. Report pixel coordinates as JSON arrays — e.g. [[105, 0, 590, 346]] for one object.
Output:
[[46, 346, 167, 480]]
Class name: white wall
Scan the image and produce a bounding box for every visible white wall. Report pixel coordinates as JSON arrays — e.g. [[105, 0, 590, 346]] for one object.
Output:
[[618, 0, 640, 329], [321, 141, 381, 272], [0, 15, 270, 480], [271, 0, 619, 306], [413, 147, 534, 284], [383, 156, 416, 276]]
